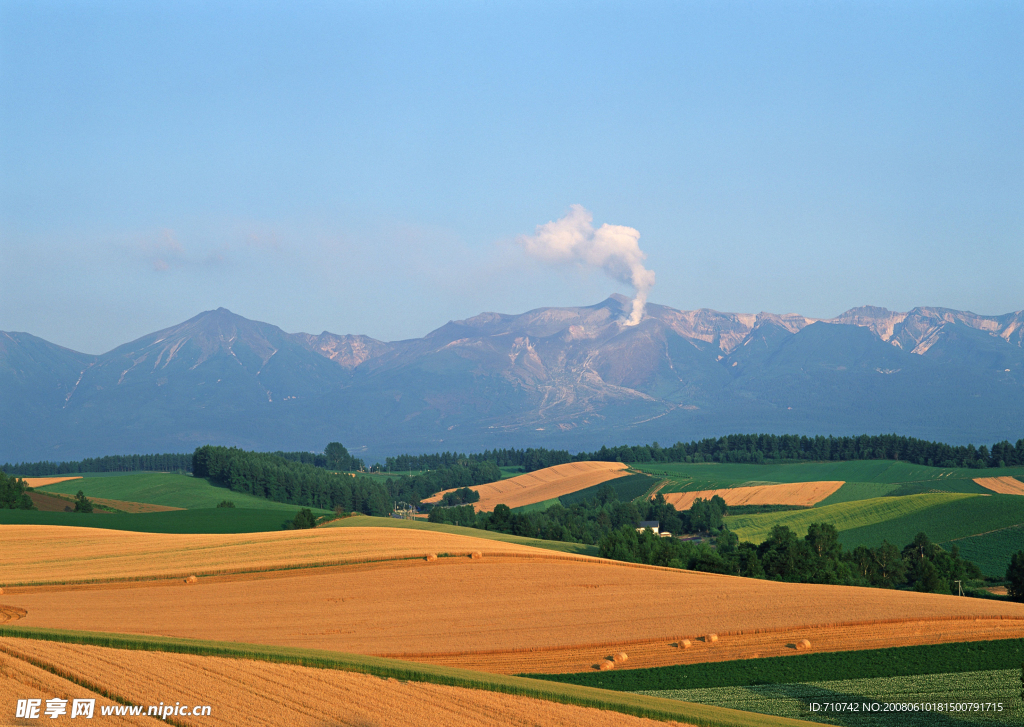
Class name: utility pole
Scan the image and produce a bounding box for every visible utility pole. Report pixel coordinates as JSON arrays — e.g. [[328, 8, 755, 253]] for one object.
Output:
[[955, 579, 963, 597]]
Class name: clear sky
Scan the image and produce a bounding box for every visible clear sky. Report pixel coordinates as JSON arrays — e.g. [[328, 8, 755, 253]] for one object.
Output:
[[1, 1, 1021, 354]]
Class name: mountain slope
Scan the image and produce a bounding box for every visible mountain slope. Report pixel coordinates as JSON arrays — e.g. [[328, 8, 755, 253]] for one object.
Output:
[[2, 298, 1021, 461]]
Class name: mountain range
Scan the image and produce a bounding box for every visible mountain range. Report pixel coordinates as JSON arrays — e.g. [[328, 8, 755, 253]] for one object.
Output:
[[2, 295, 1022, 462]]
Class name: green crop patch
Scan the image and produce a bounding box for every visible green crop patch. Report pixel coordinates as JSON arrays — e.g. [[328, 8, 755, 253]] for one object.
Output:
[[639, 669, 1022, 727], [944, 524, 1024, 578], [37, 472, 309, 511], [640, 461, 1024, 499], [526, 639, 1024, 692], [725, 493, 974, 544], [0, 507, 327, 533], [558, 473, 657, 506], [837, 494, 1024, 553]]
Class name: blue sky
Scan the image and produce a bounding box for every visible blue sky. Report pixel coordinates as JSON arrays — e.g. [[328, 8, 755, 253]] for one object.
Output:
[[1, 1, 1021, 354]]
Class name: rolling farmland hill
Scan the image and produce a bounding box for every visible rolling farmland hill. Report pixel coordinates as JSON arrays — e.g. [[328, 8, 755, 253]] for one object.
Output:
[[636, 461, 1024, 577], [3, 513, 1023, 724], [724, 494, 977, 545], [422, 461, 631, 511], [3, 525, 1023, 677], [35, 472, 306, 511]]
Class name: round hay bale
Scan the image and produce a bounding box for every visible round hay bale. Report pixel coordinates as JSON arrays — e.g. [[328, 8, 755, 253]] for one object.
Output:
[[678, 639, 691, 649], [0, 587, 4, 595], [705, 633, 718, 643], [612, 652, 628, 664], [797, 638, 811, 651], [598, 660, 614, 671], [184, 575, 198, 584], [425, 553, 438, 562], [470, 551, 483, 560]]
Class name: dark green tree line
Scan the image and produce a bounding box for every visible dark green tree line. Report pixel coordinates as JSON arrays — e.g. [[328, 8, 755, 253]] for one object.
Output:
[[0, 471, 35, 510]]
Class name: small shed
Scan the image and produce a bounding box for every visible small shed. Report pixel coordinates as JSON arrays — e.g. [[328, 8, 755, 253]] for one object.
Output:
[[636, 520, 660, 535]]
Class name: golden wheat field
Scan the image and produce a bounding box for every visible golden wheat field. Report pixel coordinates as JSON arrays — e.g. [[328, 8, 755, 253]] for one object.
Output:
[[0, 638, 696, 727], [0, 525, 576, 585], [409, 616, 1024, 674], [4, 545, 1023, 674], [422, 461, 629, 511], [20, 477, 83, 489], [660, 481, 844, 509], [974, 476, 1024, 496], [0, 645, 147, 726]]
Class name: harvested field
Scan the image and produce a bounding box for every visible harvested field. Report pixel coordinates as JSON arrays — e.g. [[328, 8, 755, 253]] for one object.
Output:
[[0, 638, 697, 727], [22, 476, 83, 488], [422, 461, 629, 511], [0, 644, 147, 725], [661, 482, 844, 510], [0, 525, 580, 586], [5, 557, 1023, 675], [974, 476, 1024, 496], [420, 618, 1024, 675]]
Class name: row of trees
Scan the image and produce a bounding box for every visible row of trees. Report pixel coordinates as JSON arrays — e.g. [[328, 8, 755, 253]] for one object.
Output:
[[578, 434, 1024, 469], [0, 442, 363, 478], [9, 431, 1021, 481], [192, 446, 392, 514], [598, 524, 980, 595], [386, 434, 1024, 474], [1, 453, 194, 476], [272, 442, 364, 472], [428, 486, 726, 545], [191, 445, 500, 515]]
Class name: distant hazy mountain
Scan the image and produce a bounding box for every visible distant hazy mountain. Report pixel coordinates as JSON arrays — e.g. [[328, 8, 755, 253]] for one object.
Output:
[[2, 296, 1022, 462]]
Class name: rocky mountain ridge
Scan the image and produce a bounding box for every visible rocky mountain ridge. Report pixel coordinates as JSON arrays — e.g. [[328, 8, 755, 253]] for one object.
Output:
[[2, 297, 1021, 461]]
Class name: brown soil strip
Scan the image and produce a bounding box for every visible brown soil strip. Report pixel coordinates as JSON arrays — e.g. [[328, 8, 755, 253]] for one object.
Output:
[[21, 477, 83, 488], [0, 638, 696, 727], [423, 461, 630, 511], [28, 492, 79, 512], [974, 477, 1024, 496], [661, 481, 844, 509], [27, 491, 182, 514], [5, 558, 1023, 661]]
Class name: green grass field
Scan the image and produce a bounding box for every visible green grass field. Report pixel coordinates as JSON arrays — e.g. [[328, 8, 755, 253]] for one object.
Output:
[[836, 494, 1024, 565], [37, 472, 309, 511], [0, 507, 328, 533], [639, 669, 1021, 727], [725, 493, 977, 544], [944, 524, 1024, 578], [0, 626, 803, 727], [529, 639, 1024, 692], [325, 514, 598, 556], [636, 461, 1024, 497]]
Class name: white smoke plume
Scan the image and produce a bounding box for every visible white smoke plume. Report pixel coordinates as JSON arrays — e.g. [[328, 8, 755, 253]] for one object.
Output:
[[518, 205, 655, 326]]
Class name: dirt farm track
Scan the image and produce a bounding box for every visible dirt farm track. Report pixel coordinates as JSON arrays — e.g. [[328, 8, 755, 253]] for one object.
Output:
[[2, 526, 1023, 676]]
